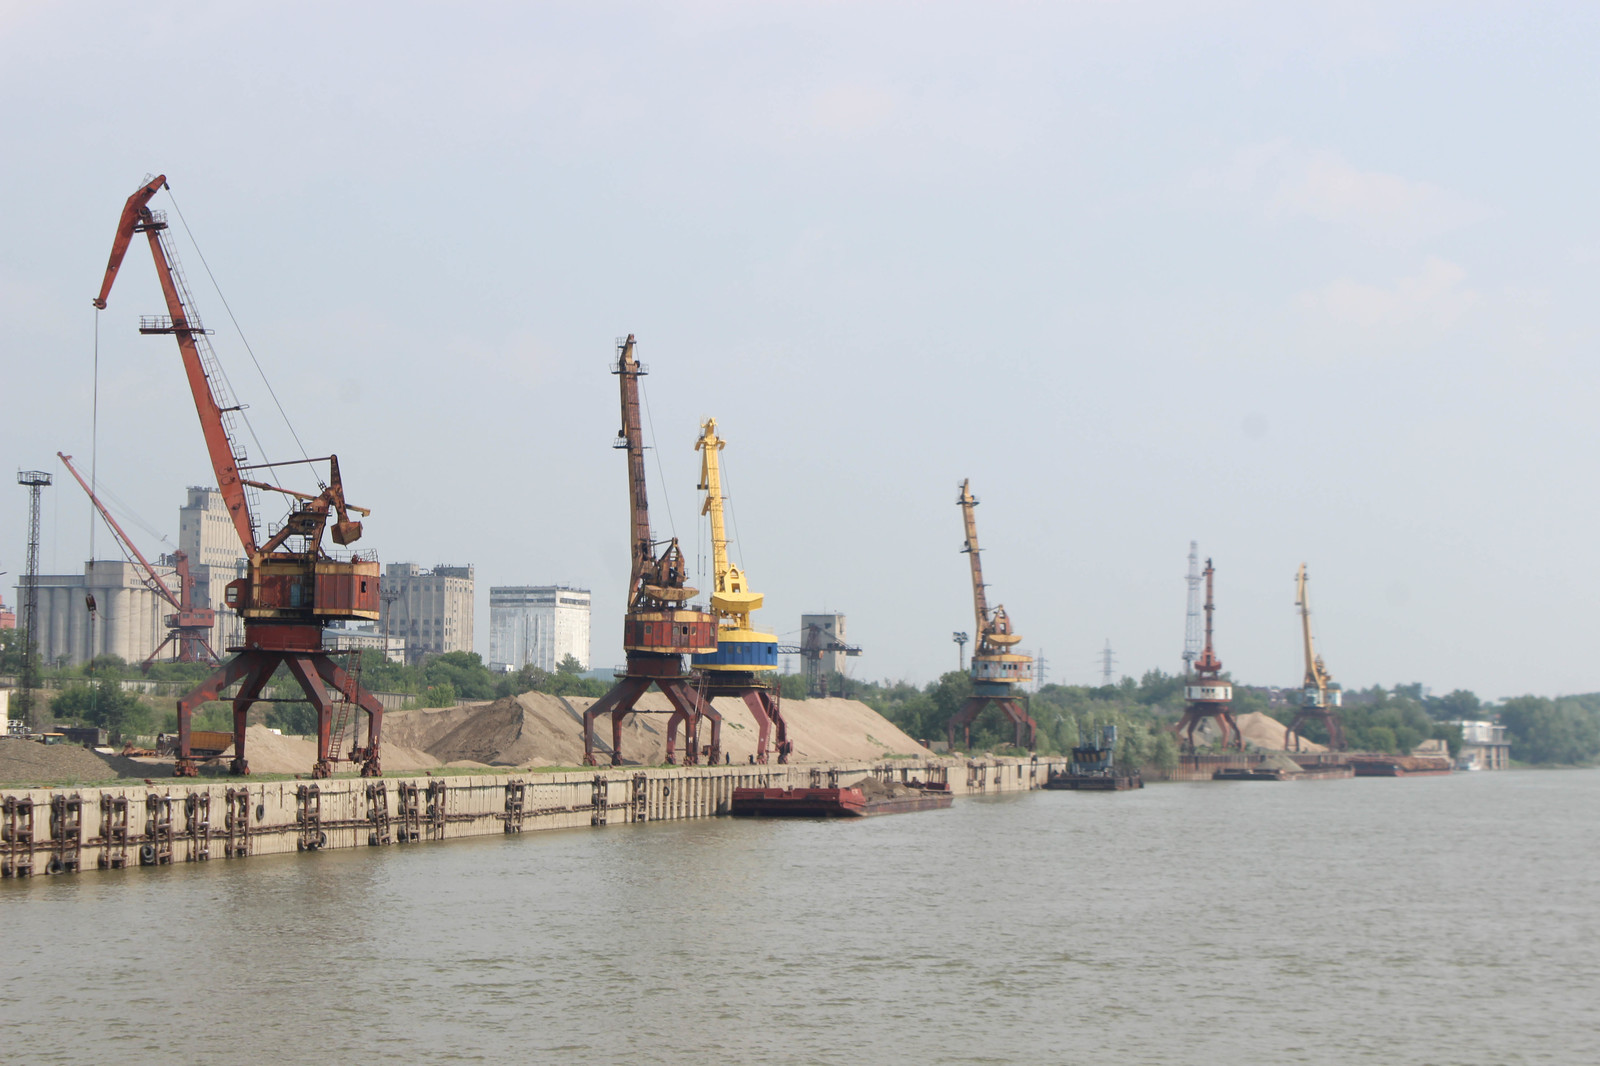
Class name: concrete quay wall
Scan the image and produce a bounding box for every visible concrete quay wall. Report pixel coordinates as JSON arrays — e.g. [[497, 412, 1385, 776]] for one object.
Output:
[[0, 756, 1067, 880]]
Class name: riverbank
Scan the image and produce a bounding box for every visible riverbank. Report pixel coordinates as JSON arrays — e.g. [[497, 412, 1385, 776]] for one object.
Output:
[[0, 756, 1065, 878]]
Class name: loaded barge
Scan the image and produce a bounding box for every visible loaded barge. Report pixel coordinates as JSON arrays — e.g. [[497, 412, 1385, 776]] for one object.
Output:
[[731, 774, 953, 817]]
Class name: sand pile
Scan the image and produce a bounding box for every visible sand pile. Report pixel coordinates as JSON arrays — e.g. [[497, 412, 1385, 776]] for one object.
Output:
[[381, 691, 930, 768], [0, 738, 152, 786], [1190, 711, 1327, 752], [223, 725, 438, 775], [842, 773, 922, 799]]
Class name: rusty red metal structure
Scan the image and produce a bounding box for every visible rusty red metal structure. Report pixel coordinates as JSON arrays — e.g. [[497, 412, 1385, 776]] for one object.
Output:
[[582, 336, 721, 766], [1173, 558, 1241, 752], [946, 480, 1036, 751], [94, 175, 385, 778], [57, 452, 220, 671]]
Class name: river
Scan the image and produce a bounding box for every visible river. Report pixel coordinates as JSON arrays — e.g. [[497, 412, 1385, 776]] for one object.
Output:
[[4, 768, 1597, 1064]]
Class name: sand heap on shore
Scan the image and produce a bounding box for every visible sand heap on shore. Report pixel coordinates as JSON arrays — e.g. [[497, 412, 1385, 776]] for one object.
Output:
[[1189, 711, 1328, 752], [0, 738, 152, 786], [383, 692, 930, 768]]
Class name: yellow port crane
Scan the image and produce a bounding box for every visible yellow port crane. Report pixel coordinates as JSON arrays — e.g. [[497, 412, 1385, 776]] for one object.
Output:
[[1286, 563, 1346, 751], [946, 479, 1036, 750], [691, 418, 790, 761]]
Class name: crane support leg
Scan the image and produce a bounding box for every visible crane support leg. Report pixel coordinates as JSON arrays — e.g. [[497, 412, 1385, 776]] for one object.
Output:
[[285, 656, 336, 779], [771, 692, 791, 764], [659, 679, 720, 766], [314, 655, 386, 777], [737, 690, 774, 764], [229, 667, 272, 777], [582, 676, 651, 766], [173, 654, 258, 777], [947, 695, 1037, 752]]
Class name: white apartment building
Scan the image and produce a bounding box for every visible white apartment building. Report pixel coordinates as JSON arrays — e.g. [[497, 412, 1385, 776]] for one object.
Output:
[[489, 586, 591, 672]]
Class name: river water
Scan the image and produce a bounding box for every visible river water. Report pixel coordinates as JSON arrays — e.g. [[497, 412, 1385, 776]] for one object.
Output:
[[4, 769, 1597, 1065]]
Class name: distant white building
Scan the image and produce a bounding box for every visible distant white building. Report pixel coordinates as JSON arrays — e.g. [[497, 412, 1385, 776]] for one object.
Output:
[[1452, 720, 1511, 771], [489, 586, 591, 672]]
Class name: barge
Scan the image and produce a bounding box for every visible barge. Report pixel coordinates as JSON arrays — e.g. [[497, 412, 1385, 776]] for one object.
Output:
[[730, 779, 953, 818], [1347, 755, 1453, 777]]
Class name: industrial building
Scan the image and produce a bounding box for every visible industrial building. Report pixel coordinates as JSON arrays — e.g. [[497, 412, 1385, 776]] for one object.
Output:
[[488, 585, 591, 672], [18, 486, 247, 668], [177, 485, 247, 652], [379, 563, 475, 661], [25, 561, 177, 667], [323, 621, 407, 663]]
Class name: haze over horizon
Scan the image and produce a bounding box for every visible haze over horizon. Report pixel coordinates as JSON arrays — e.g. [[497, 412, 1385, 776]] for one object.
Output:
[[3, 2, 1596, 701]]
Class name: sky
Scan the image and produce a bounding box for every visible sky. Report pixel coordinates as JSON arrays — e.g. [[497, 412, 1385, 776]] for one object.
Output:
[[2, 1, 1597, 699]]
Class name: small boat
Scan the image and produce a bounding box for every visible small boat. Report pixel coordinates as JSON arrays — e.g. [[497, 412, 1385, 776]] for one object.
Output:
[[1042, 725, 1144, 791]]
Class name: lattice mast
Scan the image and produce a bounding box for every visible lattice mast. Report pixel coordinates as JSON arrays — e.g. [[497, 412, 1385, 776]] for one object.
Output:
[[1182, 540, 1202, 673], [14, 470, 51, 725]]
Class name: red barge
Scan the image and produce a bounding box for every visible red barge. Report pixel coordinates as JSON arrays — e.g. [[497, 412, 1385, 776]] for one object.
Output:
[[731, 781, 953, 818]]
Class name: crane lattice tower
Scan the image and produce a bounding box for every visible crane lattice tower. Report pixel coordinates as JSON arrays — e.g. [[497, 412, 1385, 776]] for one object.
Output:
[[14, 470, 52, 724], [1182, 541, 1202, 674]]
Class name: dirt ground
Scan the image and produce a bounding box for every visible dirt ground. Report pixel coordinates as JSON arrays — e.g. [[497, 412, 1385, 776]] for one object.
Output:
[[383, 691, 931, 767], [0, 693, 930, 783], [0, 738, 157, 786]]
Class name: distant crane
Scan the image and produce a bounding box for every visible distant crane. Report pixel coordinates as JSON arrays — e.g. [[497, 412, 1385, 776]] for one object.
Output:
[[1285, 563, 1346, 750], [690, 417, 790, 763], [1173, 558, 1241, 751], [58, 452, 219, 671], [946, 480, 1036, 750], [95, 174, 385, 777], [779, 622, 862, 698], [582, 336, 721, 766]]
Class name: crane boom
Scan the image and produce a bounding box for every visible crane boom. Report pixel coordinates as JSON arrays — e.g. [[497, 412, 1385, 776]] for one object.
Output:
[[1296, 563, 1331, 696], [58, 452, 180, 611], [613, 335, 695, 606], [696, 419, 763, 625], [93, 175, 258, 556], [957, 479, 991, 635]]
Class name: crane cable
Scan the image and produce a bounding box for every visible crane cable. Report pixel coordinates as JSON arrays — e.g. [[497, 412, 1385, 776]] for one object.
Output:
[[90, 309, 98, 563], [165, 188, 319, 486], [638, 378, 677, 542]]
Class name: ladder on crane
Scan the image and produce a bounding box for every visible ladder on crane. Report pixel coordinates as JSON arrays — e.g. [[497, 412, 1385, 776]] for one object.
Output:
[[325, 651, 365, 765]]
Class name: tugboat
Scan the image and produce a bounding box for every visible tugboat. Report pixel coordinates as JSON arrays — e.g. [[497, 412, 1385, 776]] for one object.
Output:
[[1043, 725, 1144, 791]]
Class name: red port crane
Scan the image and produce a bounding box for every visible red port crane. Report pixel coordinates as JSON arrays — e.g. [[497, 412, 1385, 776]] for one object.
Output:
[[94, 174, 386, 778], [57, 452, 220, 671], [582, 336, 721, 766], [1173, 558, 1242, 752]]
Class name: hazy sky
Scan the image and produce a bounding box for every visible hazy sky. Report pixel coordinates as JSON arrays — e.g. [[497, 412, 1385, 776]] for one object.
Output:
[[3, 2, 1597, 699]]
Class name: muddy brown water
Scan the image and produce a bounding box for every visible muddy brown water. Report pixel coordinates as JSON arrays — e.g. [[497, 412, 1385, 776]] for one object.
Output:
[[4, 769, 1597, 1064]]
